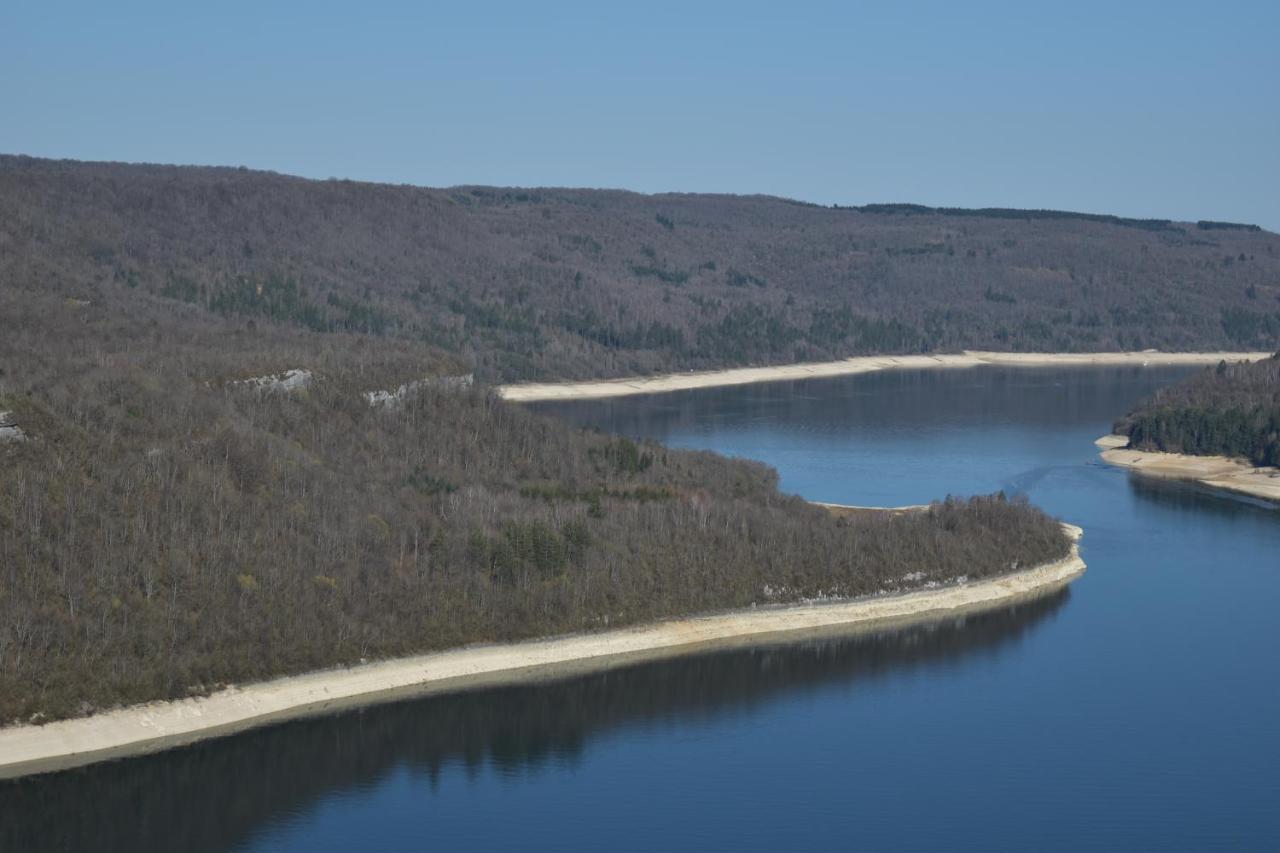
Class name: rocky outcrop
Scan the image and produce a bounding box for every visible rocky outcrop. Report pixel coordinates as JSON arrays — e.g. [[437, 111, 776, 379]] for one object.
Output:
[[0, 411, 26, 442], [365, 374, 474, 407], [230, 369, 314, 394]]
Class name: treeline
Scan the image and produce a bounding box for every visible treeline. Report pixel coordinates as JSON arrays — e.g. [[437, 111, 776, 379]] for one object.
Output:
[[2, 154, 1278, 383], [0, 291, 1070, 724], [846, 204, 1262, 233], [1115, 353, 1280, 465], [847, 203, 1180, 231], [1198, 220, 1263, 232]]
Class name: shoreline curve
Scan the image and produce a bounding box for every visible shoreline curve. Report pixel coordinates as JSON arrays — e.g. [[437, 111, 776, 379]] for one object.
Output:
[[498, 350, 1272, 402], [1097, 436, 1280, 503], [0, 525, 1085, 780]]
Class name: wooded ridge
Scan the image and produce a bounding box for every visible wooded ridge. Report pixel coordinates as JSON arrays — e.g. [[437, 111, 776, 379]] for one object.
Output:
[[4, 154, 1279, 383]]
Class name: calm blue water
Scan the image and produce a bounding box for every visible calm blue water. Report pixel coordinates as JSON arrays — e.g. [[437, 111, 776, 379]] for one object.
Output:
[[4, 366, 1278, 852]]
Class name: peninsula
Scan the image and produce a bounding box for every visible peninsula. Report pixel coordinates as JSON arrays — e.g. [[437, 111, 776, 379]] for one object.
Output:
[[0, 283, 1074, 732], [0, 523, 1083, 780], [1100, 354, 1280, 502]]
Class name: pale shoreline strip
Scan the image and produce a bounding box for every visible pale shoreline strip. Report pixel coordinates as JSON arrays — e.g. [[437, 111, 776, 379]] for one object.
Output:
[[813, 501, 929, 516], [1097, 437, 1280, 503], [0, 525, 1085, 780], [498, 351, 1272, 402]]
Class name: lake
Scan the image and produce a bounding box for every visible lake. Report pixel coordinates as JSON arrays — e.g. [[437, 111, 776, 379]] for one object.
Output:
[[4, 366, 1277, 852]]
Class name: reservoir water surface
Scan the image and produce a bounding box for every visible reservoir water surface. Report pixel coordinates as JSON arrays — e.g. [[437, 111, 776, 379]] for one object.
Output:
[[4, 366, 1278, 851]]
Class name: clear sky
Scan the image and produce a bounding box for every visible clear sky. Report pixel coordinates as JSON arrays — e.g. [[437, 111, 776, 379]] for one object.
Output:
[[4, 1, 1278, 229]]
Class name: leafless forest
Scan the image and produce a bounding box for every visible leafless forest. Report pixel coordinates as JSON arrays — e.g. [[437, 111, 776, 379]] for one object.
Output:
[[2, 155, 1278, 383], [27, 153, 1280, 722], [0, 280, 1070, 722]]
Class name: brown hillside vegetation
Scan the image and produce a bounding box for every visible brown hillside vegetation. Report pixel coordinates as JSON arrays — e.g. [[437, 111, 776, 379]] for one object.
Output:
[[0, 288, 1069, 724], [2, 154, 1279, 383]]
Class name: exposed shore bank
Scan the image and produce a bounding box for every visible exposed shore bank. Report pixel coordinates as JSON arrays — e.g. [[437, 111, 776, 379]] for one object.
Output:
[[814, 501, 929, 517], [0, 524, 1084, 780], [499, 351, 1272, 402], [1097, 436, 1280, 503]]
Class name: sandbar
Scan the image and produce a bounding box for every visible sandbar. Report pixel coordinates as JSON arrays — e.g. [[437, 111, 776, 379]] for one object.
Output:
[[1098, 437, 1280, 503]]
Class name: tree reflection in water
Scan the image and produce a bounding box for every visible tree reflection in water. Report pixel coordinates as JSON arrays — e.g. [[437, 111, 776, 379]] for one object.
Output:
[[1, 590, 1069, 853], [1126, 474, 1279, 518]]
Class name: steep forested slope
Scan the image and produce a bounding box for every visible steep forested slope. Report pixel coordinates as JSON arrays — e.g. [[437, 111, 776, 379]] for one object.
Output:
[[0, 287, 1069, 723], [1116, 354, 1280, 465], [3, 155, 1278, 383]]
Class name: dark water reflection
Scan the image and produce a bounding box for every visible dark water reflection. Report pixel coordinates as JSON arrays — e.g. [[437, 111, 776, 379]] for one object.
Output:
[[540, 364, 1164, 438], [1126, 470, 1280, 517], [1, 594, 1068, 853]]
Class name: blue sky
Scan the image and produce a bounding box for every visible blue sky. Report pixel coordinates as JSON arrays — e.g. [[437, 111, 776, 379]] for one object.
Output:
[[4, 1, 1278, 228]]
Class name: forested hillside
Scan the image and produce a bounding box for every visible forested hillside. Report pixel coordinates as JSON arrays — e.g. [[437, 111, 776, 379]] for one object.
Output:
[[1115, 354, 1280, 465], [0, 285, 1070, 723], [3, 155, 1278, 383]]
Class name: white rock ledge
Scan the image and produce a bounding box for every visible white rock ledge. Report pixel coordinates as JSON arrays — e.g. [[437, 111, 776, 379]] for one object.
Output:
[[0, 411, 26, 442], [365, 374, 474, 406], [230, 369, 313, 394]]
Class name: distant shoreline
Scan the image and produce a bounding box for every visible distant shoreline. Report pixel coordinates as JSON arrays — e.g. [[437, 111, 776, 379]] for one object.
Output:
[[498, 351, 1273, 402], [1096, 436, 1280, 503], [0, 524, 1084, 781]]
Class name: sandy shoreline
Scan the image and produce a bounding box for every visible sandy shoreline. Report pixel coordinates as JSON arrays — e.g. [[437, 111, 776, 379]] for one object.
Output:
[[1097, 436, 1280, 503], [813, 501, 929, 517], [498, 351, 1272, 402], [0, 525, 1084, 780]]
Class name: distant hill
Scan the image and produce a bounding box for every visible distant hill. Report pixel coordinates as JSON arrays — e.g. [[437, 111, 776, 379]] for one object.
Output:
[[2, 154, 1278, 381]]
